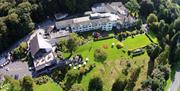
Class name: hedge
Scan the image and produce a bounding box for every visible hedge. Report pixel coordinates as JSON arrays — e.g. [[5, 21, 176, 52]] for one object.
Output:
[[93, 36, 114, 41]]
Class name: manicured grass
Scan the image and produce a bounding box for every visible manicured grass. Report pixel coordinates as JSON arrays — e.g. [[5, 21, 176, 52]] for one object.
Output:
[[122, 34, 152, 50], [34, 81, 62, 91], [70, 34, 151, 90], [147, 31, 158, 43], [74, 38, 128, 63], [63, 52, 71, 59]]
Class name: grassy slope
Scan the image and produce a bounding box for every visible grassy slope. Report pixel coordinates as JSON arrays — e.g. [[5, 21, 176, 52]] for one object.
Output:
[[72, 34, 151, 90], [147, 31, 158, 43], [34, 81, 62, 91]]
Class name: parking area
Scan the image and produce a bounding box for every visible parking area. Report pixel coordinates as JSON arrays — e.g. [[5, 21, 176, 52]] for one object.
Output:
[[0, 61, 32, 80]]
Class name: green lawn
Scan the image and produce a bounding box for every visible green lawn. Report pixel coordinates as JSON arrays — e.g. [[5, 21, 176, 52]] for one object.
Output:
[[122, 34, 152, 50], [147, 31, 158, 43], [74, 38, 128, 63], [34, 81, 62, 91], [70, 34, 151, 90]]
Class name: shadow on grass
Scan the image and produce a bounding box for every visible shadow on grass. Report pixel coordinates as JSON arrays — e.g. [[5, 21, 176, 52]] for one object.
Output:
[[94, 58, 106, 63]]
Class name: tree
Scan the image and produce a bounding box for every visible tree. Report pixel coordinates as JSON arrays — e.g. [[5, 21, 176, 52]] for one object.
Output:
[[147, 13, 158, 25], [57, 39, 67, 52], [125, 0, 140, 13], [140, 0, 154, 17], [88, 77, 103, 91], [70, 84, 85, 91], [12, 42, 27, 60], [94, 48, 107, 62], [64, 70, 80, 90], [158, 2, 180, 23], [65, 0, 76, 13], [17, 2, 32, 13], [155, 46, 169, 65], [4, 75, 21, 91], [111, 78, 127, 91], [174, 18, 180, 32], [0, 2, 13, 16], [21, 76, 34, 91]]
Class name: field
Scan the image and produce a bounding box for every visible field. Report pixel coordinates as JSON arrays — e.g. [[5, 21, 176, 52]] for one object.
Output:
[[34, 81, 62, 91], [70, 34, 152, 90]]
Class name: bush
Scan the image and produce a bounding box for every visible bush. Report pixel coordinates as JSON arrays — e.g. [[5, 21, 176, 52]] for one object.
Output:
[[12, 42, 28, 60], [94, 48, 107, 62], [122, 68, 128, 76], [116, 42, 124, 49], [70, 84, 85, 91], [34, 76, 49, 85], [102, 44, 108, 49], [79, 67, 86, 74]]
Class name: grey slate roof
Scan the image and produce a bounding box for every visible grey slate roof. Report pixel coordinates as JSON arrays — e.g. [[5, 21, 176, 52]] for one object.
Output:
[[30, 34, 52, 57], [56, 16, 110, 29], [55, 19, 73, 29]]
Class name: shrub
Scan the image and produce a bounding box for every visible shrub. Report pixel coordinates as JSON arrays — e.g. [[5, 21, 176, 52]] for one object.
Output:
[[94, 48, 107, 62], [79, 67, 86, 74], [70, 84, 85, 91], [102, 44, 108, 49], [12, 42, 28, 60], [116, 42, 124, 49], [122, 68, 128, 76], [34, 76, 49, 85]]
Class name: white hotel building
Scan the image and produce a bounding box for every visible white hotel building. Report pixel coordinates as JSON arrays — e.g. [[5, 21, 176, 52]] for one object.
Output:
[[55, 2, 135, 32]]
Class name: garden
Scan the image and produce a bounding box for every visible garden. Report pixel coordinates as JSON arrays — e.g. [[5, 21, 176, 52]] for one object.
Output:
[[60, 32, 154, 90]]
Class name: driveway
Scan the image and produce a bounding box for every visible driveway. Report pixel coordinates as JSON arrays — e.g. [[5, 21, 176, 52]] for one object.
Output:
[[168, 67, 180, 91], [0, 61, 32, 80]]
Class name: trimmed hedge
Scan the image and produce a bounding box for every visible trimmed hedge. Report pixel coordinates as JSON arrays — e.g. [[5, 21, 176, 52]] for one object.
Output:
[[94, 36, 114, 41]]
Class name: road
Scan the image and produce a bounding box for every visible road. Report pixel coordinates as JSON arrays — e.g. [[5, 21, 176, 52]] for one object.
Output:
[[168, 67, 180, 91]]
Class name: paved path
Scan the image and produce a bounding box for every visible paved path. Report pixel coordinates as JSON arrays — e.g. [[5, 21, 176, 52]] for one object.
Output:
[[168, 67, 180, 91]]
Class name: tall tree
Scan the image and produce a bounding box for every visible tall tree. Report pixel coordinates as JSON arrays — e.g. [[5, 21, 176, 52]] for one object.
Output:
[[88, 77, 103, 91], [21, 76, 34, 91], [125, 0, 140, 13], [140, 0, 154, 17]]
